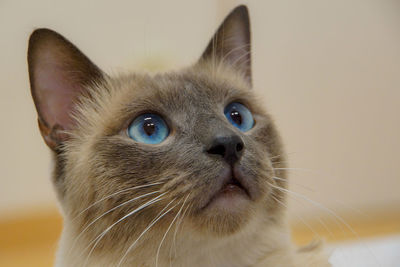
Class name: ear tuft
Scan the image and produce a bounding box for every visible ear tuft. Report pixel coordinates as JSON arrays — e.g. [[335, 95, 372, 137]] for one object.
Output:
[[28, 28, 104, 150], [201, 5, 251, 84]]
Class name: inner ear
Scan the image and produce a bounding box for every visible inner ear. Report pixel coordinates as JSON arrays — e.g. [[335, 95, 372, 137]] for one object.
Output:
[[28, 28, 105, 150], [200, 5, 251, 84]]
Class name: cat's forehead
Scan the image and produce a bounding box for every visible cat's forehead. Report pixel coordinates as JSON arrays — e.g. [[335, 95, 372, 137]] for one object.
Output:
[[76, 63, 258, 137], [108, 66, 253, 114]]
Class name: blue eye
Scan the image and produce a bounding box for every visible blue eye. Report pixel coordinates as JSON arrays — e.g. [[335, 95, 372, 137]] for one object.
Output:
[[224, 102, 254, 132], [128, 114, 169, 144]]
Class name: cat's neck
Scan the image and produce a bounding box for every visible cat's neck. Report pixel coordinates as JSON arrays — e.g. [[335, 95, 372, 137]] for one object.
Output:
[[56, 214, 293, 267]]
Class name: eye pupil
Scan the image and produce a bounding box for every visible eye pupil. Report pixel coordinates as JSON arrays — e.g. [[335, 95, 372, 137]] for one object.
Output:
[[224, 102, 254, 132], [128, 114, 169, 144], [230, 111, 242, 125], [143, 121, 155, 136]]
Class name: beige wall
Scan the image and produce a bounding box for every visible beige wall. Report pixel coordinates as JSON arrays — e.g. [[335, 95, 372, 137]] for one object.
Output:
[[1, 0, 399, 221], [232, 0, 400, 218]]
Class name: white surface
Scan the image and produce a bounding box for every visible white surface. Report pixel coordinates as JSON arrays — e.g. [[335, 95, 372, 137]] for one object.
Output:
[[329, 235, 400, 267]]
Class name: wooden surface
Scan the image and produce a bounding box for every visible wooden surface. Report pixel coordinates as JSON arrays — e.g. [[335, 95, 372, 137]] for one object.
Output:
[[0, 211, 61, 267], [1, 209, 399, 267]]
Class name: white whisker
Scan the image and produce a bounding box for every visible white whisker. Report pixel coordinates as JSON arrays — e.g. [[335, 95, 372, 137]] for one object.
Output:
[[68, 190, 161, 256], [271, 179, 381, 266], [117, 199, 179, 267], [269, 154, 283, 160], [273, 167, 317, 172], [271, 194, 321, 238], [71, 182, 163, 221], [273, 168, 367, 217], [269, 183, 351, 233], [83, 192, 167, 267], [269, 152, 296, 160], [156, 195, 188, 267], [317, 217, 335, 239], [170, 195, 191, 261], [271, 160, 289, 165], [273, 176, 315, 193]]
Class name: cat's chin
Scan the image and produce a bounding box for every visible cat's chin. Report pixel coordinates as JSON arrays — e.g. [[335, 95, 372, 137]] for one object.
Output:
[[193, 191, 253, 236], [195, 166, 254, 230]]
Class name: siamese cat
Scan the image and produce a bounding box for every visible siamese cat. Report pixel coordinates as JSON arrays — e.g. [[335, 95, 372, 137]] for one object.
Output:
[[28, 5, 329, 267]]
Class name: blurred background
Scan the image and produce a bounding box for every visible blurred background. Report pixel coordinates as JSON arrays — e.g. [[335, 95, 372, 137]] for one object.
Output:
[[1, 0, 399, 266]]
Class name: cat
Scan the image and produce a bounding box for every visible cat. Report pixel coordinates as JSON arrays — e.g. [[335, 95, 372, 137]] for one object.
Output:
[[28, 5, 330, 267]]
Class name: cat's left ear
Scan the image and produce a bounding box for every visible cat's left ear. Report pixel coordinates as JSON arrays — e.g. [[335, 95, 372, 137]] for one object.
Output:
[[200, 5, 251, 85]]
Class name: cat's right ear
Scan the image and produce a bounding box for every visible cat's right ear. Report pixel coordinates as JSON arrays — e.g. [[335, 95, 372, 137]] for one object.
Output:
[[200, 5, 251, 84], [28, 29, 105, 150]]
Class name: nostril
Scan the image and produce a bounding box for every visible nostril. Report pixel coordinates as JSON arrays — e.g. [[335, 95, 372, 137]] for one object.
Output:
[[236, 142, 243, 152], [207, 144, 226, 156]]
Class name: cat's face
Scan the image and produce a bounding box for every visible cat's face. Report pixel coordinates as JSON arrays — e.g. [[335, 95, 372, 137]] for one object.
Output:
[[64, 65, 285, 237], [28, 5, 286, 248]]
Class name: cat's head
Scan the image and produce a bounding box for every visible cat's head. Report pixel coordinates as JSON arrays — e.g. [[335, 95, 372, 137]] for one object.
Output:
[[28, 5, 286, 245]]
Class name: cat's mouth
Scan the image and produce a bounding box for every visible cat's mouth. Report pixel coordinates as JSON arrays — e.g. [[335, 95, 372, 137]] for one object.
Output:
[[201, 166, 252, 211], [218, 175, 249, 197]]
